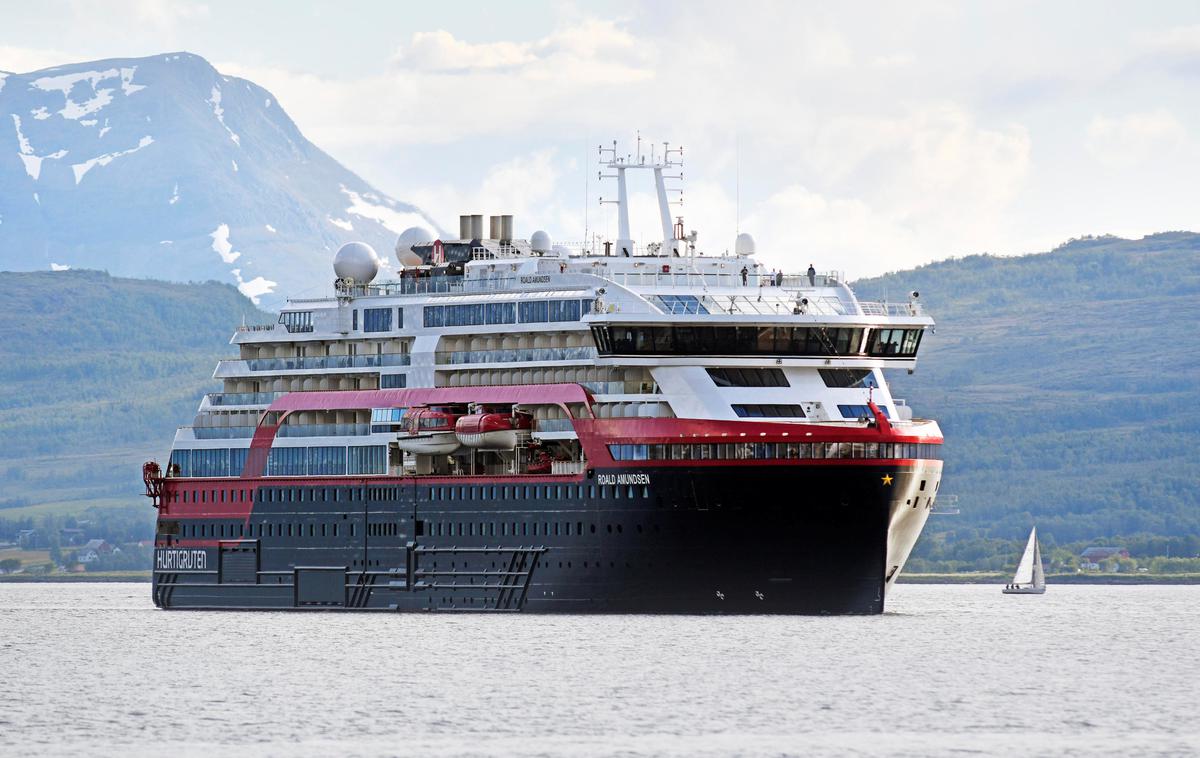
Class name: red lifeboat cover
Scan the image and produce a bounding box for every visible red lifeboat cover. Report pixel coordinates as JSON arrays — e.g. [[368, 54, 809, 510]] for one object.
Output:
[[456, 413, 532, 436], [407, 407, 460, 433]]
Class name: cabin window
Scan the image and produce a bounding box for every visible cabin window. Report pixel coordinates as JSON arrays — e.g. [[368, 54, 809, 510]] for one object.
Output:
[[363, 307, 392, 332], [707, 367, 788, 387], [818, 368, 878, 389], [837, 404, 889, 420], [732, 404, 806, 418]]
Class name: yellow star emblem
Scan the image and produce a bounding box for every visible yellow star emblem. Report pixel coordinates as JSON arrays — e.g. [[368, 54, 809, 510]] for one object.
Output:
[[881, 474, 894, 486]]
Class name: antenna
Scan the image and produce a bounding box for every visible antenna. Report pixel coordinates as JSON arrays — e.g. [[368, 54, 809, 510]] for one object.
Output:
[[584, 137, 589, 253], [735, 131, 740, 235]]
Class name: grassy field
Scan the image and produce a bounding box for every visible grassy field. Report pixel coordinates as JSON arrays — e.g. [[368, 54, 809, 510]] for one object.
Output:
[[0, 548, 51, 565]]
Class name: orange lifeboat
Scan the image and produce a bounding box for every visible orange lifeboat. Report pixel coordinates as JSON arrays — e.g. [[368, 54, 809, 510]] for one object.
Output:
[[455, 409, 533, 450]]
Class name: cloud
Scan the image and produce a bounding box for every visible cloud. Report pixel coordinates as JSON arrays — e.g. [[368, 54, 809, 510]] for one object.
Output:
[[391, 19, 653, 82], [394, 30, 536, 72], [406, 148, 584, 240], [128, 0, 210, 31], [0, 45, 73, 74], [1085, 110, 1190, 168]]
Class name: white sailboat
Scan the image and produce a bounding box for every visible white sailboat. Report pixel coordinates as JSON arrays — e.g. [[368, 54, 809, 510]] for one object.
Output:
[[1002, 527, 1046, 595]]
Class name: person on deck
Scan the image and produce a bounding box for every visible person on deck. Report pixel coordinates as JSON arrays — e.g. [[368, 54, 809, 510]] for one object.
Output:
[[807, 264, 816, 287], [740, 266, 749, 286]]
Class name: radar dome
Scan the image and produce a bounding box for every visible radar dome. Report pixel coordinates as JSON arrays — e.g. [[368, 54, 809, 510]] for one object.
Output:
[[734, 232, 757, 257], [333, 241, 380, 283], [531, 230, 552, 254], [395, 226, 432, 267]]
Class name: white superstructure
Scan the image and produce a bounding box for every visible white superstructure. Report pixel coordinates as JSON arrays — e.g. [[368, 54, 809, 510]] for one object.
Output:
[[173, 140, 940, 477]]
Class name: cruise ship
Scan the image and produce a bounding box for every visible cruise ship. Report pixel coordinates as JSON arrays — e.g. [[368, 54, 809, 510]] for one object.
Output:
[[146, 141, 943, 613]]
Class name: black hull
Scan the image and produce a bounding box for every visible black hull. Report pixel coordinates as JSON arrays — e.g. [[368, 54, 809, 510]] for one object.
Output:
[[153, 462, 940, 614]]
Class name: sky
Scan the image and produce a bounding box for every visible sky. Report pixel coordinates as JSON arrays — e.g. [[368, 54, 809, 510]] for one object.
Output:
[[2, 0, 1199, 278]]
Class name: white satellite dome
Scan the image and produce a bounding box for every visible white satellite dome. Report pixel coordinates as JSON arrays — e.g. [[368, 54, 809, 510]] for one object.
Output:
[[530, 229, 552, 254], [333, 241, 380, 283], [734, 232, 757, 257], [395, 226, 432, 267]]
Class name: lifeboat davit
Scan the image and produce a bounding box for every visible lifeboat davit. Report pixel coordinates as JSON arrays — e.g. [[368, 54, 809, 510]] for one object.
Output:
[[455, 411, 533, 450], [397, 407, 463, 455]]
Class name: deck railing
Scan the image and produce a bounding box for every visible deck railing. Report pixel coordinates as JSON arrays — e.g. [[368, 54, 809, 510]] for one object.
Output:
[[434, 347, 597, 365]]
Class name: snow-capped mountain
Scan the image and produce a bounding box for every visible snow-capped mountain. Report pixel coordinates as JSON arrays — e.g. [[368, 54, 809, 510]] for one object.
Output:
[[0, 52, 437, 306]]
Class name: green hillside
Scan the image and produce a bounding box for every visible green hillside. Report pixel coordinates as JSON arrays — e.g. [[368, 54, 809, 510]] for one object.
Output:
[[0, 270, 270, 515], [853, 232, 1200, 563], [1, 237, 1196, 570]]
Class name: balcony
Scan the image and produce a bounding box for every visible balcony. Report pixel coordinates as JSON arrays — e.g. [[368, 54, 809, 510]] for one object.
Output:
[[276, 423, 371, 438], [206, 391, 283, 406], [191, 426, 256, 439], [434, 346, 597, 365], [216, 352, 412, 376]]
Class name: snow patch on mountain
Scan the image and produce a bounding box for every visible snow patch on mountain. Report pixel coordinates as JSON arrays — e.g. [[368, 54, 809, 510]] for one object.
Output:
[[264, 224, 276, 233], [12, 113, 32, 153], [50, 262, 70, 271], [32, 107, 50, 120], [71, 135, 154, 184], [169, 183, 179, 204], [12, 114, 68, 180], [328, 216, 353, 231], [209, 223, 241, 264], [119, 67, 145, 95], [206, 86, 240, 146], [341, 185, 433, 235], [231, 268, 276, 303]]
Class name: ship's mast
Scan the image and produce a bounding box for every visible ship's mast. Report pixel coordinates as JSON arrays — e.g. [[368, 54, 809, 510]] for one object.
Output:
[[599, 135, 683, 256]]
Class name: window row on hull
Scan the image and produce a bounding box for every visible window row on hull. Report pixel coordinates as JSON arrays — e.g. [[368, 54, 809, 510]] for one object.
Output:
[[591, 324, 923, 358], [168, 445, 388, 478], [608, 441, 941, 461]]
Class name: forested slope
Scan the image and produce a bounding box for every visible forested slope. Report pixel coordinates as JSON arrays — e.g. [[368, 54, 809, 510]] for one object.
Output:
[[0, 269, 269, 511], [853, 232, 1200, 559]]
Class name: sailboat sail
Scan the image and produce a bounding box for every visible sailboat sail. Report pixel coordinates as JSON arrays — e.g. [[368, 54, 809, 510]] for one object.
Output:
[[1031, 536, 1045, 589], [1012, 528, 1037, 585]]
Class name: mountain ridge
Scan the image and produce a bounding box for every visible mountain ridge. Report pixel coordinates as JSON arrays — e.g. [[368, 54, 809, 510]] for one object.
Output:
[[0, 51, 437, 307]]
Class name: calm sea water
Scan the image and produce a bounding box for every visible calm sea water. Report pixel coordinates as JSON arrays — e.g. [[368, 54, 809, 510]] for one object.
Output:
[[0, 583, 1195, 757]]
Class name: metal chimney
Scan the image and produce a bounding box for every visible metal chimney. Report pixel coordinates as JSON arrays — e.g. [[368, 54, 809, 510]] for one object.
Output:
[[489, 215, 502, 241], [459, 215, 472, 240], [500, 215, 513, 242], [470, 214, 484, 240]]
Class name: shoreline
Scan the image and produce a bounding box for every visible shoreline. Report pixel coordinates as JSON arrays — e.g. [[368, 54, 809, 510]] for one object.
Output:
[[898, 572, 1200, 585]]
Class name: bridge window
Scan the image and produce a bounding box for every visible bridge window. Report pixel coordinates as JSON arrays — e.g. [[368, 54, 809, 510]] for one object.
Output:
[[867, 328, 923, 357], [279, 310, 313, 333], [380, 373, 407, 389], [593, 325, 864, 357]]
